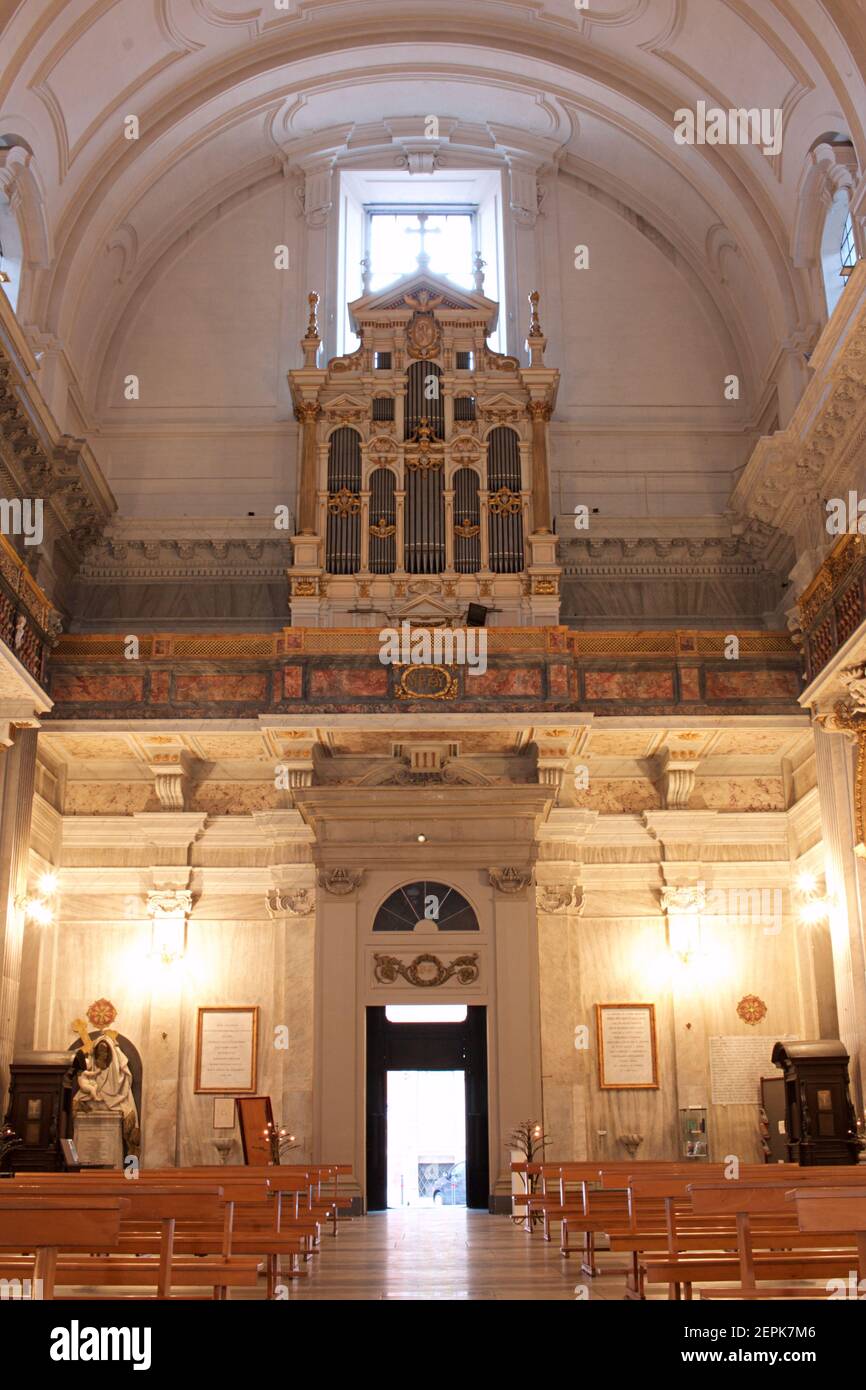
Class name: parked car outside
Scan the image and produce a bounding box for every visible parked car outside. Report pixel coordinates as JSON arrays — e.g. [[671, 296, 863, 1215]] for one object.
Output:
[[432, 1160, 466, 1206]]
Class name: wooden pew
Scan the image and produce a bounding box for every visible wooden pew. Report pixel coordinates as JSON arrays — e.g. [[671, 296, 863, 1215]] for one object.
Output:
[[17, 1171, 313, 1296], [638, 1174, 866, 1300], [0, 1195, 126, 1300], [1, 1180, 258, 1299]]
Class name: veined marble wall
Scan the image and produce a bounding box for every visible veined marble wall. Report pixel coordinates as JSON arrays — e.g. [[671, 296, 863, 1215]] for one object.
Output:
[[537, 866, 821, 1166], [18, 858, 315, 1168]]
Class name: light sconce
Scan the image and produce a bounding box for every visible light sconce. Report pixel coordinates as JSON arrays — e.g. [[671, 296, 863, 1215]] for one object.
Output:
[[21, 870, 59, 926], [666, 913, 704, 965], [795, 872, 832, 926], [146, 889, 192, 966], [151, 913, 186, 966]]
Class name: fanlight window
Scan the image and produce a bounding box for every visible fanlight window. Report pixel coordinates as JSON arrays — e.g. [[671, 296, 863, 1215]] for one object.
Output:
[[373, 881, 479, 932]]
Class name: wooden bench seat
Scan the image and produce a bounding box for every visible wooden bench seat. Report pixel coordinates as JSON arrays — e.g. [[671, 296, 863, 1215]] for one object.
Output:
[[0, 1195, 126, 1299]]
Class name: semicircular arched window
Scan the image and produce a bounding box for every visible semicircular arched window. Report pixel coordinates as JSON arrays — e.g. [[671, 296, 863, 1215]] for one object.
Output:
[[373, 881, 479, 932]]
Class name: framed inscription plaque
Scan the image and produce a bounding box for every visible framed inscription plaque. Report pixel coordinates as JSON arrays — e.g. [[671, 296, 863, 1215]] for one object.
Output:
[[195, 1007, 258, 1094], [596, 1003, 659, 1090]]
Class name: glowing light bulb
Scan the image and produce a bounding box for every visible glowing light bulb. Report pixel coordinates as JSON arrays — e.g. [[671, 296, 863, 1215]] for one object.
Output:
[[38, 872, 58, 897], [796, 871, 817, 895], [27, 900, 54, 926]]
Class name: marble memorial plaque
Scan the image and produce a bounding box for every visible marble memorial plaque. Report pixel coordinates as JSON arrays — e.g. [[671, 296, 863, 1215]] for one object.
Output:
[[73, 1112, 123, 1168]]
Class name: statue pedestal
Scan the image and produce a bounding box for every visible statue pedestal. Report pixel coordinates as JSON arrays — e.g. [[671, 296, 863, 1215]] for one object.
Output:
[[73, 1112, 123, 1169]]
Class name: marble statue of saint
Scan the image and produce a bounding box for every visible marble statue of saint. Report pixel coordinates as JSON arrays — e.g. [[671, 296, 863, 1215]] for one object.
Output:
[[73, 1034, 140, 1155]]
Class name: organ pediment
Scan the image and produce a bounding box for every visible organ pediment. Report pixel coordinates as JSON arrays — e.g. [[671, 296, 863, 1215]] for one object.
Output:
[[349, 272, 499, 331]]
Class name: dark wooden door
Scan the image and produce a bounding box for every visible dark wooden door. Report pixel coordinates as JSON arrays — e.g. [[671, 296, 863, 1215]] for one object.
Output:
[[365, 1006, 489, 1211]]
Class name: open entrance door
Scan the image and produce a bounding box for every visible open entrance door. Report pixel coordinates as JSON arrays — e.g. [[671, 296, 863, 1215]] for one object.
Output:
[[366, 1005, 489, 1211]]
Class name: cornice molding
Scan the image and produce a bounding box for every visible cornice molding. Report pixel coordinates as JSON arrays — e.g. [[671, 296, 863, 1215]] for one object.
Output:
[[732, 261, 866, 555]]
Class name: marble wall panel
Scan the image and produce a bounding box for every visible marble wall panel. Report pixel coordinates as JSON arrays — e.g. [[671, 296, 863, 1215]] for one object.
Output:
[[24, 912, 315, 1167]]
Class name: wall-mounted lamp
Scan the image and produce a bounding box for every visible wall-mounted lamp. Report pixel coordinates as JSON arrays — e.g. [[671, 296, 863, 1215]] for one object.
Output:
[[666, 913, 704, 964], [21, 869, 59, 926], [795, 872, 832, 926], [661, 884, 706, 965], [147, 889, 192, 966]]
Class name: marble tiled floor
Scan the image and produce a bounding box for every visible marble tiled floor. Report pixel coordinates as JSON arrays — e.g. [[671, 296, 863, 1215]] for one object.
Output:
[[277, 1208, 628, 1301]]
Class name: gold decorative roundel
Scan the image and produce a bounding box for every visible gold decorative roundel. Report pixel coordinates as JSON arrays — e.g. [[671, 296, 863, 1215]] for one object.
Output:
[[736, 994, 767, 1026], [87, 998, 117, 1029]]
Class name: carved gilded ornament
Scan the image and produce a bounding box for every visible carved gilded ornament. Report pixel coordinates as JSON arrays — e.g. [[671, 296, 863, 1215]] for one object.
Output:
[[294, 401, 321, 425], [373, 952, 480, 987], [327, 488, 361, 517], [395, 664, 458, 701], [527, 400, 552, 422], [454, 517, 480, 539], [488, 487, 521, 517], [304, 291, 320, 340], [405, 419, 444, 471], [405, 309, 442, 360], [369, 516, 396, 539]]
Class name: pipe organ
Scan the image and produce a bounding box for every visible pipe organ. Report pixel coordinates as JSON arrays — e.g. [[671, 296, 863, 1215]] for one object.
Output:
[[288, 274, 560, 627]]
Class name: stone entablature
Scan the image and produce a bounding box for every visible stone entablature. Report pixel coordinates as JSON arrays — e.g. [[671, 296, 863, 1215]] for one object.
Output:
[[44, 625, 802, 718]]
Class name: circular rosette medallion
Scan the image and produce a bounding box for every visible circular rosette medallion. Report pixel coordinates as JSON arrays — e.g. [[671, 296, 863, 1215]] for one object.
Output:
[[736, 994, 767, 1026], [86, 998, 118, 1029]]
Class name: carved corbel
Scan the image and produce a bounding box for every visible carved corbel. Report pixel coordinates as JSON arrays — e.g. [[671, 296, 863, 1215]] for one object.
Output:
[[656, 747, 702, 810], [147, 750, 194, 812], [488, 866, 534, 894], [317, 868, 365, 896], [146, 888, 193, 919], [659, 883, 706, 916]]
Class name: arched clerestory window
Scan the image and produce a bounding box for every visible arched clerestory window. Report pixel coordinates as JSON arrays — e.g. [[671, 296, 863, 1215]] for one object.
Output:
[[822, 194, 857, 318]]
